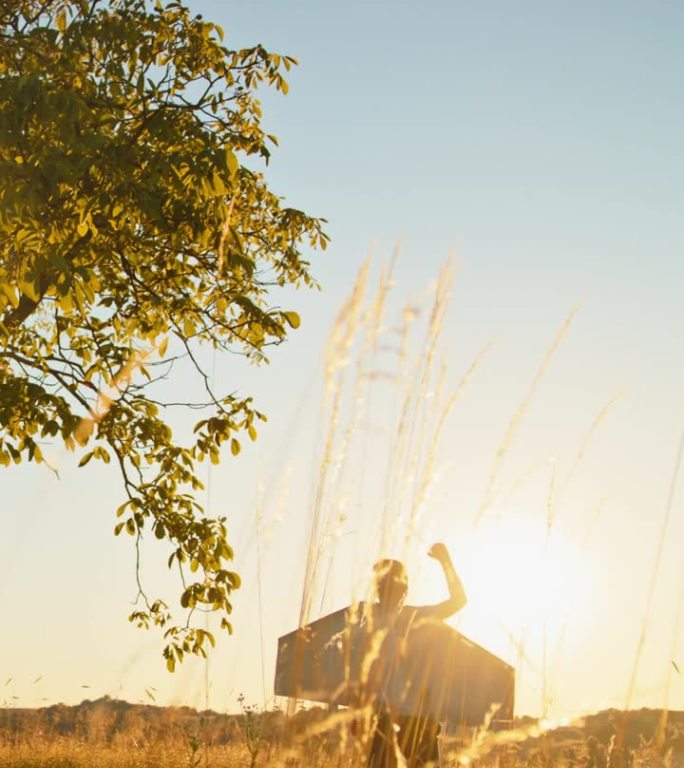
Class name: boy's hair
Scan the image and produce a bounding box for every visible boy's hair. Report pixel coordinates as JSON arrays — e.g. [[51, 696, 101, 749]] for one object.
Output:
[[373, 559, 408, 600]]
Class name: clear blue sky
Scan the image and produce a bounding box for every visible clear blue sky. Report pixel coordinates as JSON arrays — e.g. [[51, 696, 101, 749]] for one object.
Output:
[[3, 0, 684, 720]]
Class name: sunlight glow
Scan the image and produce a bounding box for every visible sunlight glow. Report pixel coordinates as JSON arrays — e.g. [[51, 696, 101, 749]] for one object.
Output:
[[432, 515, 592, 663]]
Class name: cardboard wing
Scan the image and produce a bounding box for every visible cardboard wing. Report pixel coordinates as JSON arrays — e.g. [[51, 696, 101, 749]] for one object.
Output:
[[400, 618, 515, 724], [274, 604, 515, 725], [274, 606, 352, 706]]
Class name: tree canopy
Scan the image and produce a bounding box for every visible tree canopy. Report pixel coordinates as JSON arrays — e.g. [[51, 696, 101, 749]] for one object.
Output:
[[0, 0, 327, 669]]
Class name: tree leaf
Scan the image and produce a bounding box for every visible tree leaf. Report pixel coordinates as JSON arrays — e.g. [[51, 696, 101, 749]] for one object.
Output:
[[225, 150, 238, 178], [283, 311, 301, 329], [0, 0, 328, 672]]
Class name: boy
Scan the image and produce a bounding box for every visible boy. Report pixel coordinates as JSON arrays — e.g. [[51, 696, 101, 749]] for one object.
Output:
[[364, 543, 467, 768]]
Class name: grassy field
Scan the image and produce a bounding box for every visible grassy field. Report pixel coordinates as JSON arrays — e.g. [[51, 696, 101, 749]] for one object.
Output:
[[3, 266, 680, 768], [0, 733, 677, 768], [2, 701, 684, 768], [0, 741, 247, 768]]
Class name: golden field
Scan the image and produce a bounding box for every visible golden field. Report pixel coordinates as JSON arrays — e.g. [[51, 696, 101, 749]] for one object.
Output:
[[2, 698, 684, 767]]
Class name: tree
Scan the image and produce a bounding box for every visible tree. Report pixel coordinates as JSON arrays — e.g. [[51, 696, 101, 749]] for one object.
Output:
[[0, 0, 328, 669]]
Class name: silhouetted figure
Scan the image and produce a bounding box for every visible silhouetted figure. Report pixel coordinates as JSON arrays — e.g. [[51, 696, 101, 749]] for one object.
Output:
[[364, 543, 467, 768]]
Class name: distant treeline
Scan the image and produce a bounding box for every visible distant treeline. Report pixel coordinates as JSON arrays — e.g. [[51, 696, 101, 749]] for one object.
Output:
[[0, 696, 286, 746], [1, 697, 684, 757]]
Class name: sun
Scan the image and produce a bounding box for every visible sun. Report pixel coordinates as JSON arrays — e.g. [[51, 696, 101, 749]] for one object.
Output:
[[422, 514, 592, 667]]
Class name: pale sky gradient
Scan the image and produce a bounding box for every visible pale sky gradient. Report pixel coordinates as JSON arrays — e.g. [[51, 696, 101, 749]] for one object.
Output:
[[3, 1, 684, 720]]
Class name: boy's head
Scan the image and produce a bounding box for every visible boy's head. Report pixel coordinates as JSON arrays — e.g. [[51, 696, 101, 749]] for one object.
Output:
[[373, 559, 408, 612]]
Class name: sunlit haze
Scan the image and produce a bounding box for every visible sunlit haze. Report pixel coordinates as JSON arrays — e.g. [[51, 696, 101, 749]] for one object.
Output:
[[3, 0, 684, 724]]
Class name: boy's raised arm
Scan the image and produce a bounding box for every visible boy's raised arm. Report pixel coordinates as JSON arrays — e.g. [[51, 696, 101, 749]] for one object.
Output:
[[417, 542, 467, 621]]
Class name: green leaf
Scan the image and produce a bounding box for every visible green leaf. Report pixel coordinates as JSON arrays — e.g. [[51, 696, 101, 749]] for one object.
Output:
[[283, 311, 301, 329], [225, 150, 238, 178], [0, 0, 328, 673], [0, 283, 19, 308], [78, 451, 94, 468], [183, 317, 195, 337], [116, 503, 129, 518], [211, 171, 226, 195], [228, 572, 241, 589], [19, 281, 40, 302]]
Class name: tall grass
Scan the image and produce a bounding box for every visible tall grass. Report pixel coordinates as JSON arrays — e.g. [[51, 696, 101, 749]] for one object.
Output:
[[271, 255, 668, 766], [5, 258, 683, 768], [272, 256, 553, 762]]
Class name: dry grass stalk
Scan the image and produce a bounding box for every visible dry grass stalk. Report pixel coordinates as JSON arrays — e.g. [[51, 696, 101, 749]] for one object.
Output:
[[624, 429, 684, 711], [298, 258, 371, 630], [556, 389, 626, 507], [476, 306, 579, 526]]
